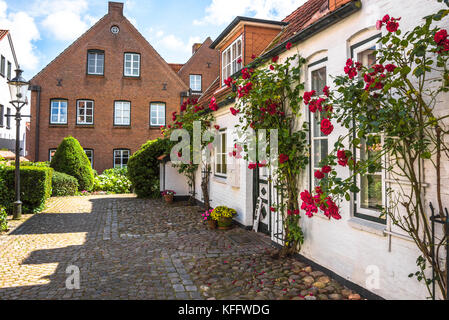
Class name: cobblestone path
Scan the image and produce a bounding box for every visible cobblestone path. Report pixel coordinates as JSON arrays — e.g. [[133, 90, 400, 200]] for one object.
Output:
[[0, 195, 361, 300]]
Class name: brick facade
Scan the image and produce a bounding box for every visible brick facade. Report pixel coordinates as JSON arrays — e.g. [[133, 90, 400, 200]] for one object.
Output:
[[177, 37, 219, 97], [27, 2, 190, 173]]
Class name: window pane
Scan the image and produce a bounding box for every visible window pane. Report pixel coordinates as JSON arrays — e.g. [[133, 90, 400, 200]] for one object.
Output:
[[360, 174, 383, 210]]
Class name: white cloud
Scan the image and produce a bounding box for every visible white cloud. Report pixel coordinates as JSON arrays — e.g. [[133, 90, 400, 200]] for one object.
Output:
[[146, 28, 202, 62], [194, 0, 307, 26], [0, 1, 40, 71], [36, 0, 96, 42]]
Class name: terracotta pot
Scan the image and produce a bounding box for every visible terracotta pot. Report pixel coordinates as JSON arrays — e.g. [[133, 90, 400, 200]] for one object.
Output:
[[217, 217, 233, 230], [207, 219, 217, 229], [163, 194, 174, 203]]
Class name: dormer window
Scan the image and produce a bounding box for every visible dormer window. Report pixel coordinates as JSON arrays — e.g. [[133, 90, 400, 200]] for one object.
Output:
[[222, 36, 242, 86]]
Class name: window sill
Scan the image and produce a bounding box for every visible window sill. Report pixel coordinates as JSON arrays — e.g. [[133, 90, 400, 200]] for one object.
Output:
[[123, 76, 141, 80], [49, 124, 68, 128], [76, 124, 95, 128], [212, 175, 227, 184], [86, 74, 104, 77], [113, 125, 131, 129], [348, 217, 386, 237]]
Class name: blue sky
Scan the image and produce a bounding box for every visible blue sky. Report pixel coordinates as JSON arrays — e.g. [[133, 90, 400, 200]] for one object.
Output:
[[0, 0, 306, 79]]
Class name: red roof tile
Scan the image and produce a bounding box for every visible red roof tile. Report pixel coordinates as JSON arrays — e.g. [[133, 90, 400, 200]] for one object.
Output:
[[278, 0, 328, 44], [168, 63, 184, 73], [0, 30, 9, 41]]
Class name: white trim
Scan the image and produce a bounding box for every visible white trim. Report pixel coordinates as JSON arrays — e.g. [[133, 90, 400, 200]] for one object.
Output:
[[50, 100, 68, 124], [124, 53, 140, 77], [221, 35, 243, 86]]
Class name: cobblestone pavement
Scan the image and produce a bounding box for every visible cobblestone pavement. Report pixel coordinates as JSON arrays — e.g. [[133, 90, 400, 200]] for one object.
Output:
[[0, 195, 362, 300]]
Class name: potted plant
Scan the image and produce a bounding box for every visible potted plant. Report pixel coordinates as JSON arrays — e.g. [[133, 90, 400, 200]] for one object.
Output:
[[161, 190, 176, 203], [211, 206, 237, 230], [202, 209, 216, 229]]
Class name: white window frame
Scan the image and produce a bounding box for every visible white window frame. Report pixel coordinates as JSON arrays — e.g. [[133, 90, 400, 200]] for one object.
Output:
[[114, 101, 131, 126], [221, 35, 242, 86], [87, 50, 104, 75], [49, 149, 57, 162], [352, 35, 386, 221], [84, 149, 94, 168], [114, 149, 130, 168], [77, 100, 94, 125], [215, 129, 227, 177], [124, 53, 140, 77], [308, 60, 328, 189], [50, 99, 68, 125], [150, 102, 165, 127], [189, 74, 202, 92]]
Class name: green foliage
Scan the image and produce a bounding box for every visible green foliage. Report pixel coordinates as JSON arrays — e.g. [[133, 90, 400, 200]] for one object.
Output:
[[52, 171, 79, 196], [232, 53, 309, 252], [93, 167, 132, 194], [50, 136, 94, 191], [0, 166, 53, 213], [0, 207, 7, 232], [127, 138, 172, 198]]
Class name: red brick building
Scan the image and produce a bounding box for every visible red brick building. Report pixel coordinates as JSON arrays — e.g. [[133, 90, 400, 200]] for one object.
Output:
[[27, 2, 217, 172]]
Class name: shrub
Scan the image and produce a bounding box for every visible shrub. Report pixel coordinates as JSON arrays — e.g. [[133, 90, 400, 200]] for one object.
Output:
[[93, 167, 132, 194], [0, 166, 53, 213], [50, 136, 94, 191], [127, 138, 172, 198], [0, 207, 7, 232], [52, 171, 79, 196]]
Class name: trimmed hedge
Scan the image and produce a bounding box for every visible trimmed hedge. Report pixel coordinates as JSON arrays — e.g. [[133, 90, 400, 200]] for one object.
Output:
[[52, 172, 79, 196], [50, 136, 94, 191], [127, 138, 172, 198], [0, 207, 7, 232], [0, 166, 53, 214]]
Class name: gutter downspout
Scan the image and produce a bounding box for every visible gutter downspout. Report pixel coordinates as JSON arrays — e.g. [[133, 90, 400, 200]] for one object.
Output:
[[29, 85, 41, 161]]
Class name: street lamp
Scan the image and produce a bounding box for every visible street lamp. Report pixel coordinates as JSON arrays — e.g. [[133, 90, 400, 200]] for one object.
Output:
[[7, 67, 29, 220]]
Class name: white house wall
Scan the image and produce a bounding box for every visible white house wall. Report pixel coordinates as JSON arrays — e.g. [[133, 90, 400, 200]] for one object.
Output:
[[195, 105, 254, 227], [274, 0, 449, 300], [162, 161, 191, 197]]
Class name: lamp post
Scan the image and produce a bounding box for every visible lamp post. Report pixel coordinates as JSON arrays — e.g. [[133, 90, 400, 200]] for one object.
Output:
[[7, 67, 29, 220]]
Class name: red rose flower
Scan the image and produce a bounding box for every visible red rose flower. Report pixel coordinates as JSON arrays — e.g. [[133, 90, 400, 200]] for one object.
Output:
[[237, 57, 242, 64], [270, 65, 274, 70], [251, 54, 257, 59], [382, 14, 390, 23], [386, 20, 399, 33], [320, 118, 334, 135], [303, 90, 315, 104], [272, 55, 279, 63], [321, 165, 332, 174], [323, 86, 330, 97], [279, 153, 289, 164], [435, 29, 448, 45], [248, 163, 257, 170], [270, 207, 276, 212], [230, 107, 240, 116], [385, 64, 397, 72], [337, 149, 349, 167], [286, 42, 292, 50], [376, 20, 383, 30], [314, 170, 324, 179], [209, 97, 218, 111], [214, 125, 220, 130]]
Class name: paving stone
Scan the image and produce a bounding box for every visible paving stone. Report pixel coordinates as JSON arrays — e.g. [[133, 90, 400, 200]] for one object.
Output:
[[0, 194, 360, 300]]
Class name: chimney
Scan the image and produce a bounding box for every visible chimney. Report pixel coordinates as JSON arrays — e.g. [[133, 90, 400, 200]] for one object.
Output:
[[328, 0, 353, 11], [192, 43, 202, 55], [108, 1, 124, 16]]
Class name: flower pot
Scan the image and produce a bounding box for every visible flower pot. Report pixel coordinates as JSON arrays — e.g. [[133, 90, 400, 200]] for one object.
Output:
[[207, 219, 217, 229], [164, 194, 174, 203], [217, 217, 233, 230]]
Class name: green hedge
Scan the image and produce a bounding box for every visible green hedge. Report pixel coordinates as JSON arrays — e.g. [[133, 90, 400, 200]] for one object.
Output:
[[52, 171, 79, 196], [93, 167, 132, 194], [127, 138, 172, 198], [0, 166, 53, 214], [50, 136, 94, 191], [0, 207, 7, 232]]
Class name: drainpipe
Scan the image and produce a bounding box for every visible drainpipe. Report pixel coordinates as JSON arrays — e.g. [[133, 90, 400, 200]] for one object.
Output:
[[29, 85, 41, 161]]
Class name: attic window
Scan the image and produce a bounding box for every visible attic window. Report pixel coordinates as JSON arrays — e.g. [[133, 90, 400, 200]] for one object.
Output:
[[111, 25, 120, 34], [222, 35, 242, 86]]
